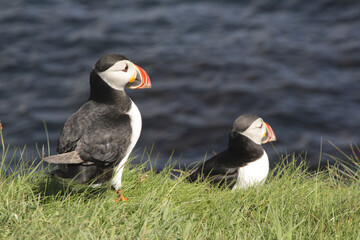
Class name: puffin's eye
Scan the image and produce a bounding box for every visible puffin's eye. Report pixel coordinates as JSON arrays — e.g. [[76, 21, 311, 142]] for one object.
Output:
[[259, 123, 263, 128], [122, 64, 129, 72]]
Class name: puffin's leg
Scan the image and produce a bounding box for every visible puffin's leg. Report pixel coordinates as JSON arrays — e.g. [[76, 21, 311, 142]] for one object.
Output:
[[115, 189, 128, 202]]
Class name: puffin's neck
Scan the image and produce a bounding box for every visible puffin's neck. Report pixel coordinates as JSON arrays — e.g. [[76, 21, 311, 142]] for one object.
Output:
[[89, 70, 131, 108], [228, 132, 264, 162]]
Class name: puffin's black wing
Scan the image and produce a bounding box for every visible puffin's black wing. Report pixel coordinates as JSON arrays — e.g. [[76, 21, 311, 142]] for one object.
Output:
[[56, 103, 92, 154], [76, 114, 131, 164], [189, 150, 248, 187], [56, 101, 132, 164]]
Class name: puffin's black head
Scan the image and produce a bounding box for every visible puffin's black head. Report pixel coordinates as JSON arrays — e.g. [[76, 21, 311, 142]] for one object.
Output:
[[94, 54, 130, 72], [92, 54, 151, 90], [231, 114, 276, 145]]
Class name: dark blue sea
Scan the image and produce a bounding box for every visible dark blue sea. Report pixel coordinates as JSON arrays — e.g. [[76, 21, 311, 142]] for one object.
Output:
[[1, 0, 359, 170]]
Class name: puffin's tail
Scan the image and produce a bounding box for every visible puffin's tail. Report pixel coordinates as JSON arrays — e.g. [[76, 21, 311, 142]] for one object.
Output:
[[44, 151, 113, 184], [43, 151, 84, 164]]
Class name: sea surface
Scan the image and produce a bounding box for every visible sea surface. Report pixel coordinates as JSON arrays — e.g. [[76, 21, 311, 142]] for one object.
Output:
[[1, 0, 359, 170]]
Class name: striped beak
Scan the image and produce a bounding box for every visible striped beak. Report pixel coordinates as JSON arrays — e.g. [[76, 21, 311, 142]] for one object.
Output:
[[261, 122, 276, 143], [127, 64, 151, 89]]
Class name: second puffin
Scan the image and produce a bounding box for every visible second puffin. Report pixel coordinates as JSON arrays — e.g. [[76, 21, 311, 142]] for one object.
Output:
[[43, 54, 151, 201], [189, 114, 276, 189]]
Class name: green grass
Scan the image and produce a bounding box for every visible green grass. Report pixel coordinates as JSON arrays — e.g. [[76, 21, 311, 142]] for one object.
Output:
[[1, 125, 360, 239]]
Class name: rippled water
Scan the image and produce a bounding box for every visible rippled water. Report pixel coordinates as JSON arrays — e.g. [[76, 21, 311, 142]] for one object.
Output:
[[1, 0, 359, 169]]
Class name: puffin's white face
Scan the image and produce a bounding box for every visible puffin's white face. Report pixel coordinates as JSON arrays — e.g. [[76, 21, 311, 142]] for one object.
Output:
[[239, 118, 276, 145], [96, 60, 138, 91]]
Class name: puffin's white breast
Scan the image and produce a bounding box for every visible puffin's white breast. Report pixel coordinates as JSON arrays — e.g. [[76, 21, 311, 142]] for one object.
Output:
[[111, 100, 142, 191], [233, 150, 269, 190], [127, 100, 142, 151]]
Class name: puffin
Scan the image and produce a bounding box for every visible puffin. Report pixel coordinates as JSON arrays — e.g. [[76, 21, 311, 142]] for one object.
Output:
[[43, 54, 151, 201], [189, 114, 276, 189]]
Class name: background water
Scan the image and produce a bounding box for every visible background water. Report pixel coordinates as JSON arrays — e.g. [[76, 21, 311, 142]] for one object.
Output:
[[1, 0, 359, 169]]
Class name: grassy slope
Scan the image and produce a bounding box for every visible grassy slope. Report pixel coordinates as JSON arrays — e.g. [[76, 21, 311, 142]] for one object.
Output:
[[1, 125, 360, 239], [1, 155, 360, 239]]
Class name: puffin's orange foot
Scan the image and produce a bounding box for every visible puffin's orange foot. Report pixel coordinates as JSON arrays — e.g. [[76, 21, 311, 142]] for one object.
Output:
[[115, 189, 128, 202]]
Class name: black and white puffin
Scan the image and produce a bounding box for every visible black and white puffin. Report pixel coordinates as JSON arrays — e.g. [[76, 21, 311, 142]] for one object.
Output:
[[189, 114, 276, 189], [43, 54, 151, 201]]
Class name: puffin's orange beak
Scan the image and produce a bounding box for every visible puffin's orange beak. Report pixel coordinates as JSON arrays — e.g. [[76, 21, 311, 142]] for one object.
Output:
[[127, 65, 151, 89], [262, 122, 276, 143]]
